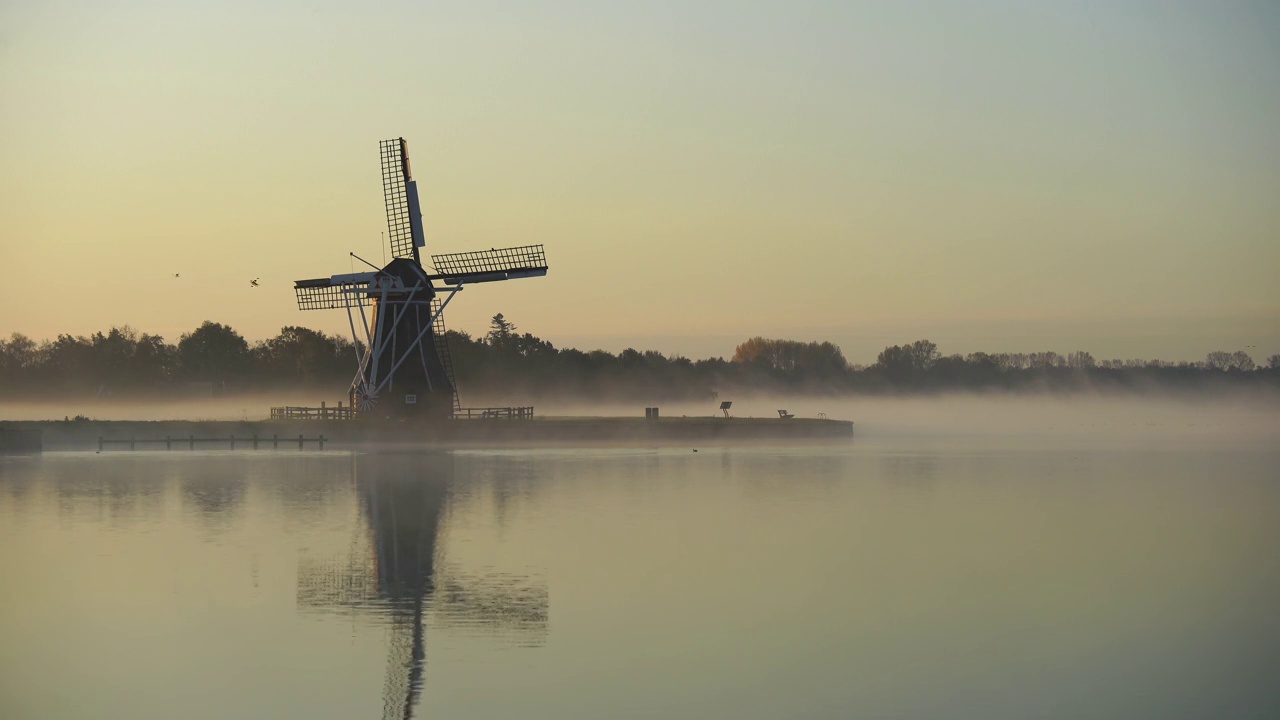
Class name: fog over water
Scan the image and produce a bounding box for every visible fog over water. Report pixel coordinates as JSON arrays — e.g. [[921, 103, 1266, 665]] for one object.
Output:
[[3, 392, 1278, 447], [2, 395, 1277, 718], [541, 393, 1280, 445]]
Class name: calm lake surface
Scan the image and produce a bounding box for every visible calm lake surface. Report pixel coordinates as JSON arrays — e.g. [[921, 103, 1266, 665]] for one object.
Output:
[[2, 413, 1278, 718]]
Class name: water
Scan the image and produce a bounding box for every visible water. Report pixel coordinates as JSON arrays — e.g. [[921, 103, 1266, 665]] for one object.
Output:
[[2, 420, 1278, 718]]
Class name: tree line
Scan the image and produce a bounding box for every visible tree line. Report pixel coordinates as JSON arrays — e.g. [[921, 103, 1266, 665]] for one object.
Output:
[[0, 323, 357, 397], [0, 316, 1276, 400]]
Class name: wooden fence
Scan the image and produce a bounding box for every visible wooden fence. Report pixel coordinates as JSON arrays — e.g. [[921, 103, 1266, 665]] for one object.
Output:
[[270, 403, 353, 420], [452, 407, 535, 420], [99, 434, 326, 451]]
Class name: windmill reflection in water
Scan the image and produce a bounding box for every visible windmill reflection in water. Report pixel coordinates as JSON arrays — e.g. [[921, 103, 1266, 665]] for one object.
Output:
[[296, 454, 548, 720]]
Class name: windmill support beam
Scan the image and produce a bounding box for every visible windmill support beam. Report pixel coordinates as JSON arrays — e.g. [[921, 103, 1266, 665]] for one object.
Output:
[[343, 287, 371, 391], [372, 285, 462, 398], [366, 282, 425, 389]]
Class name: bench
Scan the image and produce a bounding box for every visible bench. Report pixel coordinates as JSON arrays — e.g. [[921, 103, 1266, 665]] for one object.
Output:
[[777, 409, 794, 419]]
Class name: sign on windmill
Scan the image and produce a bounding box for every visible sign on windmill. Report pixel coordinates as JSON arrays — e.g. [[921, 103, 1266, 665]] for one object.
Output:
[[291, 138, 549, 420]]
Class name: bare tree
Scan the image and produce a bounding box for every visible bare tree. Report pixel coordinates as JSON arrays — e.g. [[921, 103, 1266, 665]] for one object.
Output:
[[1067, 351, 1096, 369], [1205, 350, 1254, 372]]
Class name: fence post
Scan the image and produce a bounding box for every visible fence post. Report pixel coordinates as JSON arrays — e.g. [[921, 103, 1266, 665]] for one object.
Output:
[[298, 434, 304, 450], [230, 434, 235, 450], [130, 436, 135, 451], [273, 434, 278, 449], [319, 434, 325, 450], [98, 436, 103, 452], [190, 434, 195, 450], [166, 436, 171, 451], [253, 434, 259, 450]]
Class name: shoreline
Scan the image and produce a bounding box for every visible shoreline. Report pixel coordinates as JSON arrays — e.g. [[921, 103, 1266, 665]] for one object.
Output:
[[1, 416, 854, 452]]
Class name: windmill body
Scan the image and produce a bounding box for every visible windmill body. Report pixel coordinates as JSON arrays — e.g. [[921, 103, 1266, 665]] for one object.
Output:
[[293, 138, 548, 419]]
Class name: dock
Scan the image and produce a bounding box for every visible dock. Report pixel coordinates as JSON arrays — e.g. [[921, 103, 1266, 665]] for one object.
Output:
[[3, 415, 852, 452]]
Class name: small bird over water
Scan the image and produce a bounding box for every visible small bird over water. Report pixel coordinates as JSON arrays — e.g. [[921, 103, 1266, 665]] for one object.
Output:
[[250, 278, 259, 287]]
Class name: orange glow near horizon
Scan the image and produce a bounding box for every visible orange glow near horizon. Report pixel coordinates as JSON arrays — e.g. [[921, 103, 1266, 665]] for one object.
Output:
[[1, 1, 1277, 364]]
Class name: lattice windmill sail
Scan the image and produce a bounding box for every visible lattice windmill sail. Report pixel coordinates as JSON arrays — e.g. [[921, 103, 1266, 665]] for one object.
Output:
[[293, 138, 549, 419]]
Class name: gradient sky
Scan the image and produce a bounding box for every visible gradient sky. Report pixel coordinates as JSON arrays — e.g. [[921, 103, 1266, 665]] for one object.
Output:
[[2, 0, 1277, 363]]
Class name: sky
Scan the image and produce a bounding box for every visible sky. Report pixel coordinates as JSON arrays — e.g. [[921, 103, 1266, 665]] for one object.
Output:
[[1, 0, 1277, 364]]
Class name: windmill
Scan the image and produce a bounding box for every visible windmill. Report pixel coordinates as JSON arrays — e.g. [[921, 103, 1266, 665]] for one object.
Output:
[[293, 138, 548, 419]]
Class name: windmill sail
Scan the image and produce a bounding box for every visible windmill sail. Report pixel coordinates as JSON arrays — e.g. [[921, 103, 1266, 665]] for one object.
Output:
[[380, 138, 424, 262], [294, 274, 375, 311], [430, 245, 548, 285]]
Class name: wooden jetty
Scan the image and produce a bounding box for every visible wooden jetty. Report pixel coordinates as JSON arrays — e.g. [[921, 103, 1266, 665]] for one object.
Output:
[[4, 414, 852, 452]]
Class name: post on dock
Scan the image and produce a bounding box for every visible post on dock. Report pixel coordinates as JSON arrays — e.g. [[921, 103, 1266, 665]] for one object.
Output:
[[273, 434, 279, 449], [297, 434, 304, 450], [98, 436, 103, 452], [230, 434, 235, 450], [319, 434, 325, 450], [321, 401, 326, 420], [252, 434, 259, 450], [189, 434, 195, 450], [166, 436, 171, 451], [130, 436, 135, 451]]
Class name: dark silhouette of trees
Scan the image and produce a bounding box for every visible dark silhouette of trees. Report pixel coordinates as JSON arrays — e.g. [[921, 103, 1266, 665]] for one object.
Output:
[[0, 334, 38, 390], [0, 318, 1273, 401], [485, 313, 518, 353], [178, 321, 250, 384], [252, 326, 357, 383], [873, 339, 939, 384], [1204, 350, 1255, 372], [732, 338, 848, 380], [1067, 351, 1096, 369]]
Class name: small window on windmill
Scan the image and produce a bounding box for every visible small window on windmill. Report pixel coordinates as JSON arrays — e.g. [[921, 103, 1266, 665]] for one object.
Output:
[[404, 394, 417, 405]]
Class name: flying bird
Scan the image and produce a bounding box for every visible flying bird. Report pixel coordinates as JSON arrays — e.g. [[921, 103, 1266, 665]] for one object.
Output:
[[250, 278, 259, 287], [174, 273, 180, 278]]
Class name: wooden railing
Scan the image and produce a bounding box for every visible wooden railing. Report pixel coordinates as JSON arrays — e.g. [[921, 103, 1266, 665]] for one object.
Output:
[[100, 434, 326, 451], [267, 404, 533, 421], [270, 404, 354, 421], [453, 407, 535, 420]]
